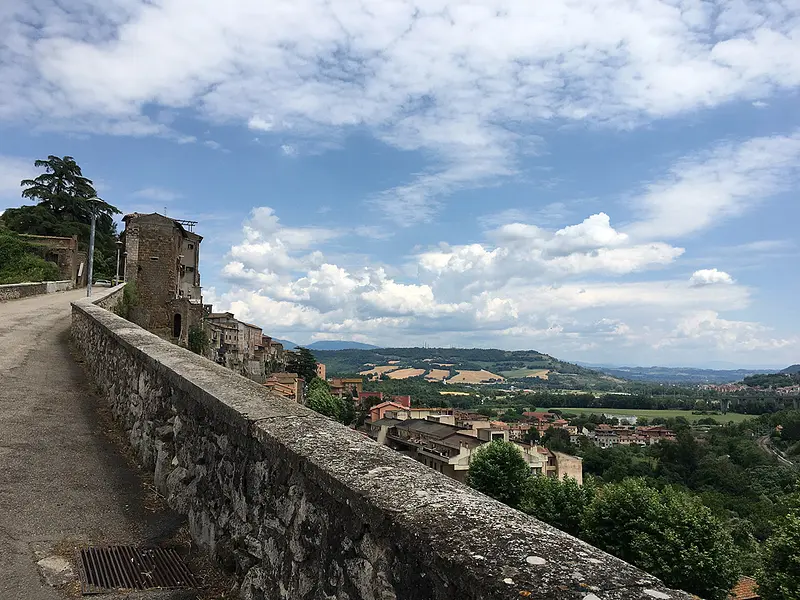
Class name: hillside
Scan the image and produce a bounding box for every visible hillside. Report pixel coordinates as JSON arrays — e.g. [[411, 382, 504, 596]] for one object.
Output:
[[781, 364, 800, 375], [311, 347, 617, 388], [593, 365, 775, 384], [306, 340, 380, 350]]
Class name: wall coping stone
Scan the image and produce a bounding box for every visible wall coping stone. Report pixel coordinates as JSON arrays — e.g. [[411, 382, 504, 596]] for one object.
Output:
[[72, 289, 695, 600]]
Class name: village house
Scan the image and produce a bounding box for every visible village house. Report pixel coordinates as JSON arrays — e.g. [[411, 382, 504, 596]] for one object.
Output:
[[121, 212, 204, 346]]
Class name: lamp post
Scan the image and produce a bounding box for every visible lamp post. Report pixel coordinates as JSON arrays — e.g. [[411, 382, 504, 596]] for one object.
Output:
[[86, 197, 100, 297], [115, 240, 123, 285]]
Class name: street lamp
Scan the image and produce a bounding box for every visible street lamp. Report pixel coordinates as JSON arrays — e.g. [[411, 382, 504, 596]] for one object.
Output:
[[115, 240, 123, 285], [86, 197, 101, 297]]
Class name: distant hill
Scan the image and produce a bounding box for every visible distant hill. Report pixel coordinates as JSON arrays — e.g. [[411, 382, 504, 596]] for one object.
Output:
[[274, 338, 298, 350], [310, 346, 618, 388], [306, 341, 380, 350], [592, 365, 774, 384], [781, 364, 800, 374]]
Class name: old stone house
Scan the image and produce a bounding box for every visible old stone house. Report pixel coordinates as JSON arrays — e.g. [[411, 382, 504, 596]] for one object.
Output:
[[121, 212, 203, 345]]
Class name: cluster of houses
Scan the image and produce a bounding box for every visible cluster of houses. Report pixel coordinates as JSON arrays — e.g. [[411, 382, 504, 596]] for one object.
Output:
[[588, 423, 677, 448], [361, 401, 583, 484]]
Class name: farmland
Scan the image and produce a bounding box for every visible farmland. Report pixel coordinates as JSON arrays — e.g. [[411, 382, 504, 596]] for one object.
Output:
[[548, 406, 754, 424], [499, 368, 550, 379]]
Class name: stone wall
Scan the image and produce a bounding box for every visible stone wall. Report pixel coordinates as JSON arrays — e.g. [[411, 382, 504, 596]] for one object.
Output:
[[71, 294, 692, 600], [0, 280, 73, 302]]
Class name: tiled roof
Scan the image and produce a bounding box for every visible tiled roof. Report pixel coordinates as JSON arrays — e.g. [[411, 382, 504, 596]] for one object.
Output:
[[728, 576, 760, 600], [394, 419, 462, 439]]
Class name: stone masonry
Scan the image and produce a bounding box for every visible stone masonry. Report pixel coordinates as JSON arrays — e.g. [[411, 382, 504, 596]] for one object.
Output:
[[71, 288, 694, 600]]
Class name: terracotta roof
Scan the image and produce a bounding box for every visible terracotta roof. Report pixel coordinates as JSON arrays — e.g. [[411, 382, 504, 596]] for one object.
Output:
[[729, 576, 760, 600]]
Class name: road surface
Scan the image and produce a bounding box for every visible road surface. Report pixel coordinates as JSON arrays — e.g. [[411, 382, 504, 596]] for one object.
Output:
[[757, 435, 795, 467], [0, 289, 194, 599]]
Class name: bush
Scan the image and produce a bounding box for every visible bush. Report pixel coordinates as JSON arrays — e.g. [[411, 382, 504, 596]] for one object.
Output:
[[113, 282, 138, 319], [0, 230, 60, 284]]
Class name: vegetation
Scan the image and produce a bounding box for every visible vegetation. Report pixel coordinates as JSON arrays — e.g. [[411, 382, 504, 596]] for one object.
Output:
[[188, 325, 209, 355], [758, 508, 800, 600], [306, 377, 354, 425], [0, 230, 60, 284], [467, 440, 530, 507], [743, 372, 799, 388], [1, 155, 120, 279], [582, 478, 739, 599], [287, 347, 318, 384], [113, 282, 139, 320], [519, 475, 594, 537]]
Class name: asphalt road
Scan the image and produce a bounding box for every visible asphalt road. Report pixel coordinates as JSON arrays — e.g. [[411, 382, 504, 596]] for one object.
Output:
[[0, 289, 195, 599]]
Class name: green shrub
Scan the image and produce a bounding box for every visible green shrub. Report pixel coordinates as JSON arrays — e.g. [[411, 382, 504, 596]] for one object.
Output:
[[0, 230, 60, 284]]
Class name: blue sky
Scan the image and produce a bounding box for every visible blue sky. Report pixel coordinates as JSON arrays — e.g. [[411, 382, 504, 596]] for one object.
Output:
[[1, 0, 799, 368]]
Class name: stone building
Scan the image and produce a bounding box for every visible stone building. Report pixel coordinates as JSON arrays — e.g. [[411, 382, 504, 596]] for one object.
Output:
[[20, 234, 87, 286], [121, 212, 203, 345]]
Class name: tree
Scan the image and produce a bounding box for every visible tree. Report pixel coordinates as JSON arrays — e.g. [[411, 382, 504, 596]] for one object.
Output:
[[468, 440, 530, 507], [582, 479, 739, 599], [541, 427, 575, 454], [287, 347, 318, 384], [188, 325, 209, 355], [523, 427, 540, 444], [758, 511, 800, 600], [4, 155, 121, 278], [519, 475, 595, 537], [307, 378, 341, 420]]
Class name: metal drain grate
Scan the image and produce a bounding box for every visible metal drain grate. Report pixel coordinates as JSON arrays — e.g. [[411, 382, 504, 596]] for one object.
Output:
[[75, 546, 198, 594]]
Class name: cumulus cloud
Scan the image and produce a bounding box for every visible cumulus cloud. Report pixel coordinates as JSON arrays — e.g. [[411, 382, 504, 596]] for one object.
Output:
[[689, 268, 735, 287], [2, 0, 800, 222], [205, 206, 799, 363]]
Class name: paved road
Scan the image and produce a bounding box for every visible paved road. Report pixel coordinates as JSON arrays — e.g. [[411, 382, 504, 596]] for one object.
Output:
[[0, 290, 194, 599]]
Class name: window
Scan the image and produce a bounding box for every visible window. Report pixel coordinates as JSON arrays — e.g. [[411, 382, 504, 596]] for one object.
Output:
[[185, 266, 194, 273], [173, 314, 182, 338], [150, 256, 159, 261], [188, 243, 194, 249]]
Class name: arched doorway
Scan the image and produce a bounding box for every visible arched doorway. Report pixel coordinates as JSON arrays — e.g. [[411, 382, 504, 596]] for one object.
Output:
[[173, 313, 182, 338]]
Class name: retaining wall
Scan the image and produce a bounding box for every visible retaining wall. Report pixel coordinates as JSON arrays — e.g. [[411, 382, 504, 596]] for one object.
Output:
[[0, 280, 74, 301], [71, 292, 692, 600]]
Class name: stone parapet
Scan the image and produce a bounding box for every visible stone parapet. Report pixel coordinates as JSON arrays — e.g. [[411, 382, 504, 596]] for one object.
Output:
[[71, 293, 693, 600], [0, 280, 73, 302]]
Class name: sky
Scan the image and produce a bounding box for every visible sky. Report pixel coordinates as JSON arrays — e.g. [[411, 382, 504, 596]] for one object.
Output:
[[0, 0, 799, 369]]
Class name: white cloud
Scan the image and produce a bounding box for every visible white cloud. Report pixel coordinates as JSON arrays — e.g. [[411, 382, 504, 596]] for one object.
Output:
[[206, 206, 800, 363], [628, 131, 800, 239], [2, 0, 799, 222], [689, 268, 735, 287], [132, 186, 182, 202]]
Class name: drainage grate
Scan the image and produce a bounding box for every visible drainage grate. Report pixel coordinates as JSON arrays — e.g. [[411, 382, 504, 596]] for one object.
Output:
[[75, 546, 198, 594]]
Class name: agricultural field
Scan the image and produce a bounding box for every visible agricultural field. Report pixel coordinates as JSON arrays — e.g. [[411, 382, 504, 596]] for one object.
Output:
[[425, 369, 450, 381], [387, 368, 427, 379], [449, 369, 505, 384], [500, 368, 550, 379], [548, 406, 754, 424], [359, 365, 400, 377]]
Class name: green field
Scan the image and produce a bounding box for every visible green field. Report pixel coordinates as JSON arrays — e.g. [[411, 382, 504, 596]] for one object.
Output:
[[547, 407, 754, 424]]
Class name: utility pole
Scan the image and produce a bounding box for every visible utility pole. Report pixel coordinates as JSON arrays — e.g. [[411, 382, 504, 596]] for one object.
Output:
[[86, 197, 100, 297], [115, 240, 123, 285]]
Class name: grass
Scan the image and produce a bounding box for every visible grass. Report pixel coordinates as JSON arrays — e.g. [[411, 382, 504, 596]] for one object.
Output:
[[547, 406, 755, 424]]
